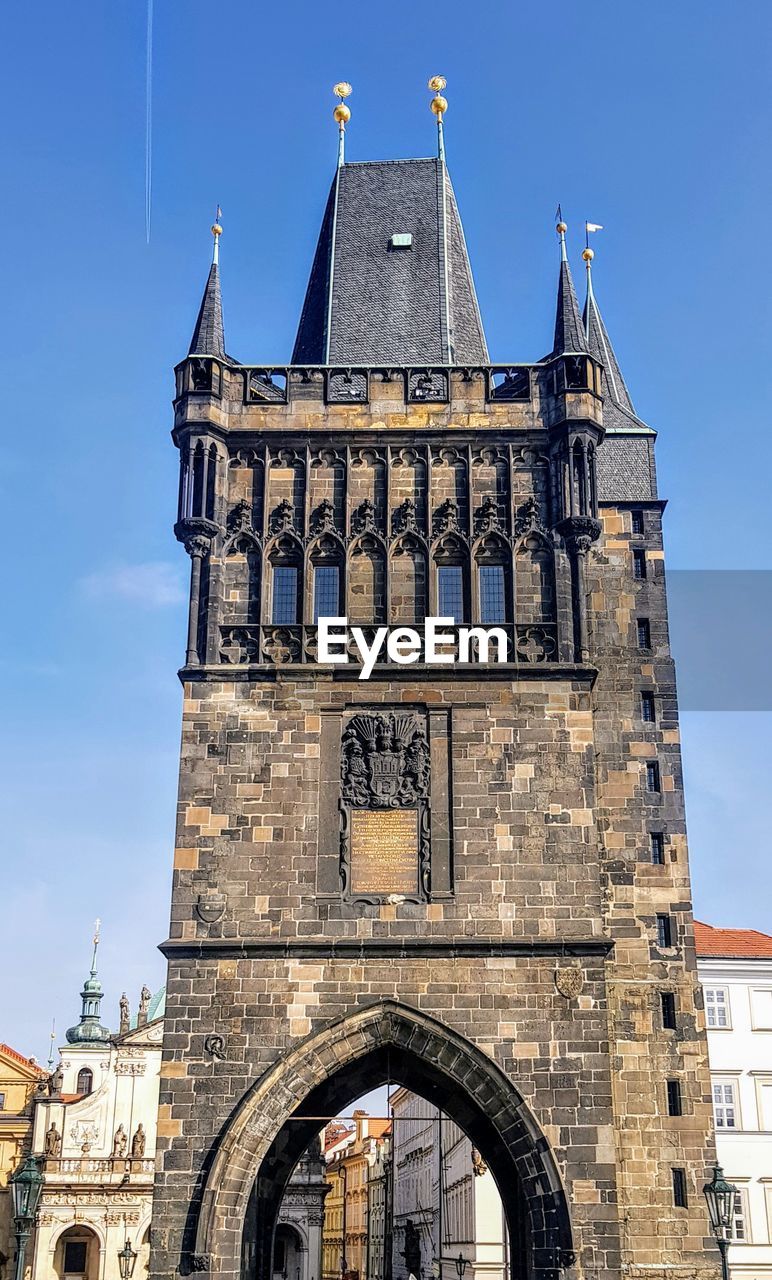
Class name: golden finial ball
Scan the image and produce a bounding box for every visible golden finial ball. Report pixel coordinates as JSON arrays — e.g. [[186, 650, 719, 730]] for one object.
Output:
[[211, 222, 222, 237], [428, 75, 447, 93], [333, 103, 351, 125], [431, 94, 448, 117], [582, 247, 594, 262], [333, 82, 353, 100], [556, 221, 568, 235]]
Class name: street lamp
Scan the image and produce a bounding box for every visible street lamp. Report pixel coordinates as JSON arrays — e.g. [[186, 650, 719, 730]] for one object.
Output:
[[703, 1163, 738, 1280], [454, 1255, 468, 1279], [117, 1236, 138, 1279], [9, 1156, 44, 1280]]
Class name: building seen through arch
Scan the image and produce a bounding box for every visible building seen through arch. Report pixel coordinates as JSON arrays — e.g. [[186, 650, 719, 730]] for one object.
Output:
[[149, 86, 715, 1280]]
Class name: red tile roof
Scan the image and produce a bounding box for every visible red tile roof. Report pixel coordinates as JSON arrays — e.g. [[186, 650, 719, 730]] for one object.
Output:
[[0, 1043, 47, 1076], [695, 922, 772, 958]]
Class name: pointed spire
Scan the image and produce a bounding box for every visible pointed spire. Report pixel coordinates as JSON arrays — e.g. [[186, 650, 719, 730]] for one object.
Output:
[[333, 82, 352, 167], [582, 243, 639, 422], [428, 76, 448, 162], [552, 216, 587, 355], [66, 920, 111, 1045], [188, 211, 225, 359]]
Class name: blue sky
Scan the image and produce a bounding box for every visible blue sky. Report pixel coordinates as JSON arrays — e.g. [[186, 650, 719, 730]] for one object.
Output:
[[1, 0, 771, 1061]]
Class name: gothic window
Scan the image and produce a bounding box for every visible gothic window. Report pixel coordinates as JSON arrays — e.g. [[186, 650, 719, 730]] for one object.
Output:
[[438, 566, 465, 623], [76, 1067, 93, 1096], [661, 992, 677, 1030], [637, 618, 651, 649], [314, 565, 340, 622], [666, 1079, 683, 1116], [205, 444, 218, 521], [712, 1080, 737, 1129], [191, 441, 205, 515], [672, 1168, 688, 1208], [572, 441, 587, 514], [650, 832, 665, 865], [479, 564, 506, 624], [272, 566, 299, 624], [705, 987, 731, 1028]]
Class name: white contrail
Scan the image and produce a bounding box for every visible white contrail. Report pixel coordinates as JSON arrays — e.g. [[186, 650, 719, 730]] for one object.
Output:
[[145, 0, 154, 243]]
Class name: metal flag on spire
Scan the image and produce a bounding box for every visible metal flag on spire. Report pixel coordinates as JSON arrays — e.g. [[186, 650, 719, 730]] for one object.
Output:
[[91, 918, 101, 973], [582, 223, 603, 334], [333, 82, 352, 167], [585, 220, 604, 248], [428, 76, 448, 161]]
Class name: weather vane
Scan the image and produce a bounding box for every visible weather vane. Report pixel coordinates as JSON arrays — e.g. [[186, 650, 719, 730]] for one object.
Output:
[[333, 82, 352, 167], [428, 76, 448, 161]]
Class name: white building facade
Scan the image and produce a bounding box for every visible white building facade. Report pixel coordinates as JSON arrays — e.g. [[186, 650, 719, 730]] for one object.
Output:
[[27, 952, 164, 1280], [389, 1089, 506, 1280], [696, 922, 772, 1280]]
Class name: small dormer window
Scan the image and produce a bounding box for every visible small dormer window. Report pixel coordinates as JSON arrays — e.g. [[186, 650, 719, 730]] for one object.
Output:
[[389, 233, 412, 250]]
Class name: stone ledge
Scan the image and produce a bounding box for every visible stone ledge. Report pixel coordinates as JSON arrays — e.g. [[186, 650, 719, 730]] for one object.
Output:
[[158, 937, 614, 960]]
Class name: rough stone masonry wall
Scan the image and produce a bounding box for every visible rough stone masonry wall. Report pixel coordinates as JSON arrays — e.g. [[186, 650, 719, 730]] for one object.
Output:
[[589, 503, 715, 1278], [153, 675, 624, 1280]]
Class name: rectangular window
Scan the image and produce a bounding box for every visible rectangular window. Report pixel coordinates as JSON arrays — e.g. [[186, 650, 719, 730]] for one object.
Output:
[[63, 1242, 88, 1274], [705, 987, 730, 1028], [313, 565, 340, 622], [666, 1079, 683, 1116], [646, 761, 661, 791], [672, 1167, 688, 1208], [272, 566, 299, 624], [641, 692, 656, 723], [657, 914, 673, 948], [479, 564, 506, 624], [633, 549, 647, 579], [712, 1081, 737, 1129], [661, 992, 677, 1030], [650, 832, 666, 865], [438, 565, 465, 623], [632, 510, 645, 535], [637, 617, 651, 649], [0, 1092, 5, 1109], [731, 1190, 749, 1242]]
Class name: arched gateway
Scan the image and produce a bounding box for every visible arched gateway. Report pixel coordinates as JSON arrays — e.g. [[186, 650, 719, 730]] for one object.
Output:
[[151, 104, 714, 1280], [193, 1003, 573, 1280]]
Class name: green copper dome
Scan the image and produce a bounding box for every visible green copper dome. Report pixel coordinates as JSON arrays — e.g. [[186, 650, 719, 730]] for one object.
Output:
[[65, 932, 112, 1045]]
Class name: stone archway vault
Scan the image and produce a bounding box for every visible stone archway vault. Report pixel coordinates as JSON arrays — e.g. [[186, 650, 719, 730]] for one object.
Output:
[[194, 1000, 574, 1280]]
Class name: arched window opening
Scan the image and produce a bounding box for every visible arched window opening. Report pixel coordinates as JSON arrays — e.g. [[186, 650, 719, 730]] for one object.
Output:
[[205, 444, 218, 521], [434, 534, 469, 625], [76, 1068, 93, 1096], [55, 1226, 100, 1280], [475, 535, 511, 626], [191, 442, 205, 517], [571, 442, 587, 516], [268, 535, 304, 627]]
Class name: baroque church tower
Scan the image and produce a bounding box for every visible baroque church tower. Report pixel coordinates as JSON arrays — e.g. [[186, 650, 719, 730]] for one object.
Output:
[[151, 83, 715, 1280]]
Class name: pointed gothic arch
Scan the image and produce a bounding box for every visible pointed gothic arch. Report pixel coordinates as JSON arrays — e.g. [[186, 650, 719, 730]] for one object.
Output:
[[192, 1001, 573, 1280]]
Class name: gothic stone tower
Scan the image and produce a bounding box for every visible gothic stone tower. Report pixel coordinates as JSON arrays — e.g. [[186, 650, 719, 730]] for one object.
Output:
[[151, 136, 716, 1280]]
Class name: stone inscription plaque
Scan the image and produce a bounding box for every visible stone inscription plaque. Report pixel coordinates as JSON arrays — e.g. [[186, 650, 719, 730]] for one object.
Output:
[[350, 809, 419, 895]]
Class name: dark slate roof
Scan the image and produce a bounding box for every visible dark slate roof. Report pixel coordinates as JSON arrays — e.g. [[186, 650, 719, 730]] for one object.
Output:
[[189, 262, 225, 359], [292, 158, 488, 366], [552, 258, 587, 355], [584, 279, 649, 431]]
